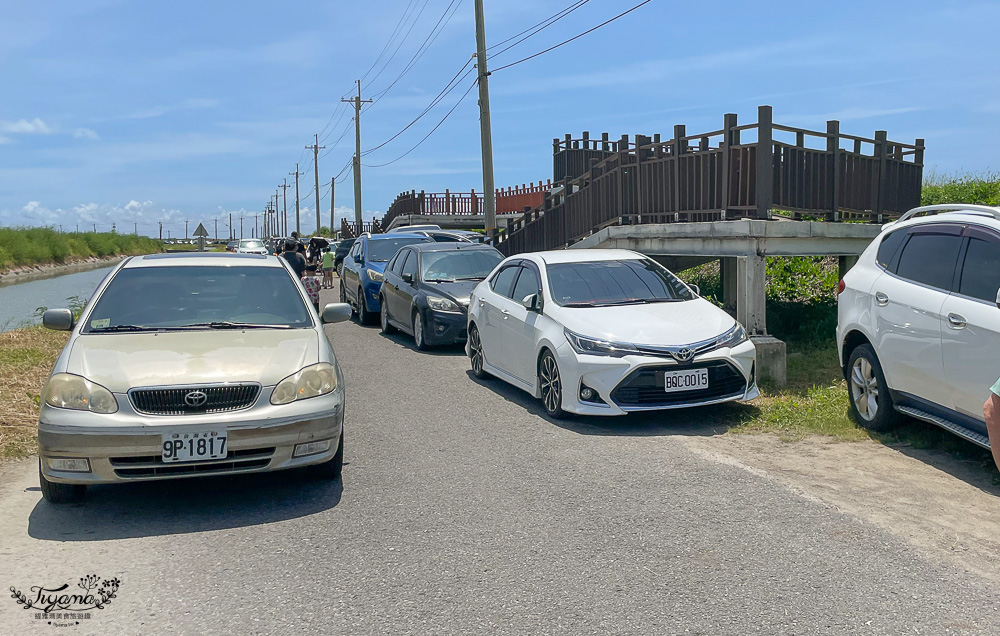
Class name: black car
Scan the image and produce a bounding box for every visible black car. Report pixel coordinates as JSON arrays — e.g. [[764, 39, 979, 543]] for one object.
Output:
[[334, 238, 356, 276], [379, 243, 504, 349]]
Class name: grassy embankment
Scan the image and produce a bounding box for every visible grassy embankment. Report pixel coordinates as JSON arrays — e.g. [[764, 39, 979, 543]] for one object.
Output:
[[685, 171, 1000, 475], [0, 227, 163, 273]]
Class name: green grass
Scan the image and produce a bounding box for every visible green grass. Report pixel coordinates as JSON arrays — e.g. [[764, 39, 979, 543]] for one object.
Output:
[[921, 170, 1000, 206], [0, 227, 163, 272]]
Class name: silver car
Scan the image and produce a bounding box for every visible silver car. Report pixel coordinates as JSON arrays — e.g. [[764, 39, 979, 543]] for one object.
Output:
[[37, 252, 352, 503]]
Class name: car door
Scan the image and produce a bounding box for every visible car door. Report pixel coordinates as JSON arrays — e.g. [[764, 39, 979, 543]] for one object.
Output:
[[395, 250, 419, 327], [501, 262, 545, 385], [940, 226, 1000, 427], [381, 250, 405, 323], [872, 224, 963, 409], [479, 262, 521, 374], [344, 239, 364, 304]]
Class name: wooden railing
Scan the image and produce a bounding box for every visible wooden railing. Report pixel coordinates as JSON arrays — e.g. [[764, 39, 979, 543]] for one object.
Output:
[[493, 105, 924, 257], [340, 219, 383, 239], [380, 181, 553, 230]]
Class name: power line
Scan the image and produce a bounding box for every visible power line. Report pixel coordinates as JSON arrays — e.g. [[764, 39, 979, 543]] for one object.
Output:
[[359, 0, 423, 85], [319, 118, 355, 159], [362, 0, 432, 91], [491, 0, 654, 73], [363, 77, 477, 168], [488, 0, 590, 56]]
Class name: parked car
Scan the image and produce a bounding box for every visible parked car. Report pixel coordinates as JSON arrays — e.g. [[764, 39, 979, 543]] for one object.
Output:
[[412, 229, 484, 243], [386, 224, 441, 234], [235, 239, 269, 255], [379, 243, 504, 349], [467, 249, 758, 418], [36, 252, 353, 504], [340, 233, 433, 324], [334, 238, 356, 277], [837, 204, 1000, 459], [225, 240, 238, 252]]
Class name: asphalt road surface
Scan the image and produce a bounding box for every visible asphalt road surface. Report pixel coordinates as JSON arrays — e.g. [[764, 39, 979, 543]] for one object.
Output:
[[1, 286, 998, 635]]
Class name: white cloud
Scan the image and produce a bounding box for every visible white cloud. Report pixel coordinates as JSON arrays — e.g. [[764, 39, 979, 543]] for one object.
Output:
[[120, 97, 220, 120], [0, 135, 10, 144], [73, 127, 99, 140], [0, 117, 52, 134]]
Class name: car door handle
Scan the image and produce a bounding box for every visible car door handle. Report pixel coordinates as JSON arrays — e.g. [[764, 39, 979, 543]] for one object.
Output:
[[479, 298, 486, 307], [948, 313, 967, 329], [875, 292, 889, 306], [501, 309, 510, 319]]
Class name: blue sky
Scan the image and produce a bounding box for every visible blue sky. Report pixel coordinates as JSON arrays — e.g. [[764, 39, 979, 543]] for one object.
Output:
[[1, 0, 998, 238]]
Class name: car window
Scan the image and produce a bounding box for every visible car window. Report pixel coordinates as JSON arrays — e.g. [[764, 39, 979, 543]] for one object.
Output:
[[510, 266, 540, 303], [387, 251, 402, 274], [546, 259, 694, 307], [400, 251, 418, 279], [876, 229, 906, 269], [420, 249, 503, 282], [491, 264, 520, 298], [368, 237, 431, 262], [83, 266, 312, 331], [959, 236, 1000, 302], [894, 233, 962, 290]]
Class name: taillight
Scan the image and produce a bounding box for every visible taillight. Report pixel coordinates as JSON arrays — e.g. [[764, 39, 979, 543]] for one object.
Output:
[[837, 279, 846, 295]]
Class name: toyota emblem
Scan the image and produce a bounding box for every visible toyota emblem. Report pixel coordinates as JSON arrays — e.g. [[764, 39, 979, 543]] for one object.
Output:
[[671, 348, 695, 363], [184, 391, 208, 408]]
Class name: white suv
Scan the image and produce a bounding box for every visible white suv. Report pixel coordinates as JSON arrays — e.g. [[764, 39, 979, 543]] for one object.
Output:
[[837, 204, 1000, 452]]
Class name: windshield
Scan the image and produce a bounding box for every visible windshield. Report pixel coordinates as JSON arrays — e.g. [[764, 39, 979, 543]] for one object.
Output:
[[367, 237, 429, 262], [546, 259, 694, 307], [420, 249, 503, 282], [82, 266, 313, 332], [240, 240, 263, 249]]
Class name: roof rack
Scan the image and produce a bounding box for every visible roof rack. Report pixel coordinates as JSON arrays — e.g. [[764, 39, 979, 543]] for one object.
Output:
[[896, 204, 1000, 224]]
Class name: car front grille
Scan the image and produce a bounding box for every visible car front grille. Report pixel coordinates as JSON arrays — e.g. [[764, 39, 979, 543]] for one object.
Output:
[[611, 360, 747, 408], [110, 447, 275, 479], [129, 384, 261, 416]]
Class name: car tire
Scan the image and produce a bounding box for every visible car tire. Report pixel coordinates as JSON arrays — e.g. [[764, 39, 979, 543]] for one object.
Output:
[[413, 311, 429, 351], [336, 262, 344, 278], [39, 467, 85, 504], [468, 324, 490, 380], [847, 344, 901, 432], [357, 287, 375, 325], [539, 350, 566, 420], [340, 281, 355, 317], [307, 430, 344, 480], [380, 297, 396, 334]]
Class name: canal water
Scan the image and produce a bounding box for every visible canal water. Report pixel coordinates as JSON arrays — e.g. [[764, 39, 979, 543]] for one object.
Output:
[[0, 265, 116, 332]]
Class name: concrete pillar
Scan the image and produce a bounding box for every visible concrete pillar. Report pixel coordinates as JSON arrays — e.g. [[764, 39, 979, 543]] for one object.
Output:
[[751, 336, 787, 386], [721, 257, 738, 313], [736, 255, 767, 335], [838, 255, 859, 280]]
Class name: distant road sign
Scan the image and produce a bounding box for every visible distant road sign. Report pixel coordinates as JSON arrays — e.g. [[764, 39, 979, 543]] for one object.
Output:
[[193, 223, 209, 237]]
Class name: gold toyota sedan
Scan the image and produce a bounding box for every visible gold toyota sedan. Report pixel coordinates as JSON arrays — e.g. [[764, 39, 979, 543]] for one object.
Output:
[[37, 252, 352, 504]]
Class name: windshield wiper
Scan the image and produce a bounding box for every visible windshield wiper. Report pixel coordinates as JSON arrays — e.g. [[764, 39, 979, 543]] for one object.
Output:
[[424, 278, 456, 283], [178, 321, 292, 329], [561, 302, 599, 308], [90, 324, 159, 332], [604, 298, 679, 306], [454, 276, 486, 281]]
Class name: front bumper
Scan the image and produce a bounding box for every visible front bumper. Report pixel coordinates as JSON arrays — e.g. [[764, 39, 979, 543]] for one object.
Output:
[[422, 308, 468, 345], [39, 390, 344, 485], [554, 338, 758, 416]]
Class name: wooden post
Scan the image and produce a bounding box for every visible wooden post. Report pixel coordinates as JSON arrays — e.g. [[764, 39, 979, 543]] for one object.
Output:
[[472, 189, 478, 214], [874, 130, 888, 223], [672, 124, 685, 215], [756, 105, 774, 220], [827, 120, 840, 221], [582, 131, 590, 150], [601, 132, 609, 152], [721, 113, 737, 218]]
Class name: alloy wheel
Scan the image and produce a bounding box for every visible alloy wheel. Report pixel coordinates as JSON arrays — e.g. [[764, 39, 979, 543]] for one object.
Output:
[[469, 327, 484, 375], [540, 353, 562, 415], [414, 313, 425, 349], [850, 357, 879, 421]]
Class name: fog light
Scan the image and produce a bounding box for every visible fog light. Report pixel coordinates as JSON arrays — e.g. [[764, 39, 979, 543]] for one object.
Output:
[[46, 457, 91, 472], [581, 387, 595, 400], [579, 384, 606, 404], [293, 439, 333, 458]]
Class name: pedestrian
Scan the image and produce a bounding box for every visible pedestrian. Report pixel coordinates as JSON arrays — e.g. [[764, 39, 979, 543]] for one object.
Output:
[[302, 264, 321, 312], [322, 247, 334, 289], [982, 382, 1000, 469], [281, 238, 306, 279]]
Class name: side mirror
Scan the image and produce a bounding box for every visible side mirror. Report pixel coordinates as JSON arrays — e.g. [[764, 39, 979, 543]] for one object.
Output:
[[321, 303, 352, 324], [402, 273, 413, 284], [42, 308, 74, 331], [995, 287, 1000, 309], [521, 293, 541, 312], [689, 283, 701, 296]]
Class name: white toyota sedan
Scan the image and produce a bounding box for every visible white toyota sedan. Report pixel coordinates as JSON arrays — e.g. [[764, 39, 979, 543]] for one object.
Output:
[[466, 249, 758, 418]]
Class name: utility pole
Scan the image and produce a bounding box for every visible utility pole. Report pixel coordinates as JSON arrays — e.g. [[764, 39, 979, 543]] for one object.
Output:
[[215, 219, 218, 241], [184, 220, 189, 240], [341, 81, 372, 233], [93, 223, 97, 232], [279, 179, 291, 238], [330, 177, 336, 236], [474, 0, 497, 235], [305, 133, 326, 236], [229, 213, 233, 240], [239, 216, 244, 239], [290, 164, 302, 236], [134, 222, 137, 235], [158, 221, 162, 240]]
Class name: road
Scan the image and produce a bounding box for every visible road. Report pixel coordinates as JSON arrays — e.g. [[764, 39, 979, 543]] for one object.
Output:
[[1, 285, 998, 635]]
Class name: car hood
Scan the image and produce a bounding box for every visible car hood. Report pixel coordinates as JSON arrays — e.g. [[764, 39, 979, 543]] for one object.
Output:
[[364, 261, 388, 273], [555, 298, 735, 346], [422, 280, 480, 305], [66, 329, 319, 392]]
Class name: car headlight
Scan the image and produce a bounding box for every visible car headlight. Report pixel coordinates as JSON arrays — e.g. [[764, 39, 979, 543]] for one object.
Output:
[[271, 362, 338, 405], [42, 373, 118, 414], [426, 296, 461, 313], [564, 328, 639, 357], [716, 323, 748, 348], [366, 269, 384, 283]]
